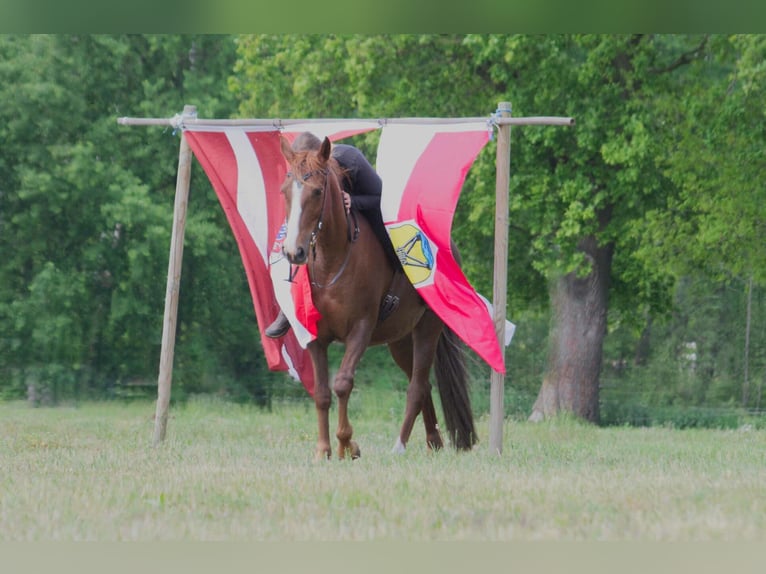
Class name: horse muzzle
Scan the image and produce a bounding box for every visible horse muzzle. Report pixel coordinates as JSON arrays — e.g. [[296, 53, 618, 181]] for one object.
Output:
[[283, 244, 308, 265]]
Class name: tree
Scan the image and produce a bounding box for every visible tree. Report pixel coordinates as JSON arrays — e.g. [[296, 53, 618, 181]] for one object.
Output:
[[0, 35, 275, 403]]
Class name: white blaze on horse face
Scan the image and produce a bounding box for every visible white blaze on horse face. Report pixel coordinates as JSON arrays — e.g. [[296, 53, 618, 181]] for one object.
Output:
[[283, 179, 305, 257]]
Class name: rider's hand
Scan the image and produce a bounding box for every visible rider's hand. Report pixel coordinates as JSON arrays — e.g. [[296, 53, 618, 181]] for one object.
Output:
[[342, 191, 351, 214]]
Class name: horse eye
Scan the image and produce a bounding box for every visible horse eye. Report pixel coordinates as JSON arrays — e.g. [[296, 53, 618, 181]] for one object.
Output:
[[312, 187, 322, 197]]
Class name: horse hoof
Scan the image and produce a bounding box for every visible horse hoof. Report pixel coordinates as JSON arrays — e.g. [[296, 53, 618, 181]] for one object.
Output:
[[337, 441, 360, 460], [315, 448, 331, 461], [392, 437, 406, 454]]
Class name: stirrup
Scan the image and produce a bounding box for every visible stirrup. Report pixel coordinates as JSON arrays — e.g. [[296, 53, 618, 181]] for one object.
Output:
[[378, 293, 400, 323]]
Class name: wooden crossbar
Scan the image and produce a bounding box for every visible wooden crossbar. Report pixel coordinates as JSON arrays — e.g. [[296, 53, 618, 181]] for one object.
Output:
[[118, 115, 574, 129]]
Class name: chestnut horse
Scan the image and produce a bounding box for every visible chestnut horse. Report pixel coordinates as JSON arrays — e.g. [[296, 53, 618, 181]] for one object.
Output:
[[279, 135, 476, 459]]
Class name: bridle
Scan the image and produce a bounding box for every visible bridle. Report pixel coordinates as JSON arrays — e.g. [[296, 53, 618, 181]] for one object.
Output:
[[287, 164, 360, 289]]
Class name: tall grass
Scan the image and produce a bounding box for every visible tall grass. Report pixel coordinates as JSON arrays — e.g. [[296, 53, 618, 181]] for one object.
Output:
[[1, 395, 764, 540]]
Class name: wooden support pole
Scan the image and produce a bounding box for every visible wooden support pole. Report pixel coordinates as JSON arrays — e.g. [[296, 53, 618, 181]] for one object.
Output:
[[153, 104, 196, 446], [489, 102, 512, 455]]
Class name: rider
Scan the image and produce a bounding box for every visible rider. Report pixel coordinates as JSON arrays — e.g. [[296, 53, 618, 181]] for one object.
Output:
[[265, 132, 402, 338]]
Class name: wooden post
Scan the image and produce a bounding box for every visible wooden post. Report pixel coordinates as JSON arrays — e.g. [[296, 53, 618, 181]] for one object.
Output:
[[489, 101, 512, 455], [153, 104, 196, 446]]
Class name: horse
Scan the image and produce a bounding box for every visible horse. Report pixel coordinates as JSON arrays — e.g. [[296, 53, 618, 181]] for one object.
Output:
[[278, 134, 477, 460]]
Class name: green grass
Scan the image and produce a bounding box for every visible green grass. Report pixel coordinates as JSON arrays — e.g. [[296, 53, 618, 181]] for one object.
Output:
[[1, 394, 765, 541]]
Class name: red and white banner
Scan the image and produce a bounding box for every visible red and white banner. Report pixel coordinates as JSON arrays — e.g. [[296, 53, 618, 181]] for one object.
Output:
[[183, 121, 507, 396]]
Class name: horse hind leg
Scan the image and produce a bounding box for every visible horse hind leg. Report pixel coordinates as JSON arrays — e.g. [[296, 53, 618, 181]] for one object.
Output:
[[388, 328, 443, 454], [421, 394, 444, 451], [388, 336, 416, 453]]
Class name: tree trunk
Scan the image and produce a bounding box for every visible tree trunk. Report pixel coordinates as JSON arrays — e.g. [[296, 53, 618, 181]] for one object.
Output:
[[529, 236, 613, 423]]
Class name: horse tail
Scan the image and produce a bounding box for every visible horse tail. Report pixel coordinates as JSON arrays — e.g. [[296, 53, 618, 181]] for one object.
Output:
[[434, 325, 477, 450]]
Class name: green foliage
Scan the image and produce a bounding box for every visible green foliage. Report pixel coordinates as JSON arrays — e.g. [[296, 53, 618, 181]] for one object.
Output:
[[635, 35, 766, 286]]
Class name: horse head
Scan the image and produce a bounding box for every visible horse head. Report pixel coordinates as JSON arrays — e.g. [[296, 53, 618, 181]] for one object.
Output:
[[279, 135, 332, 265]]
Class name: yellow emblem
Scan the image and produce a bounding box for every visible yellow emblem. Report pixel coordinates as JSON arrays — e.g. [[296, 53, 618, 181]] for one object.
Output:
[[387, 221, 437, 287]]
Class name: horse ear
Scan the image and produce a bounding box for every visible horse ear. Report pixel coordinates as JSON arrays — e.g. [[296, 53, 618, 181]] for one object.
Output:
[[280, 135, 294, 162], [319, 137, 332, 163]]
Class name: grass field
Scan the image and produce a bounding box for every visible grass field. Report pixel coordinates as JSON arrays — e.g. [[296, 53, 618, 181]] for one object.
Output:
[[1, 393, 765, 541]]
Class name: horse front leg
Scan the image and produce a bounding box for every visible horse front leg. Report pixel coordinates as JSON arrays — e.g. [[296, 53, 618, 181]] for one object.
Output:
[[308, 340, 332, 460], [333, 325, 372, 460]]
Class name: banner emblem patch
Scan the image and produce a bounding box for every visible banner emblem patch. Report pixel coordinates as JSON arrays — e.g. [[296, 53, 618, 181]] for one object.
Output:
[[387, 221, 438, 287]]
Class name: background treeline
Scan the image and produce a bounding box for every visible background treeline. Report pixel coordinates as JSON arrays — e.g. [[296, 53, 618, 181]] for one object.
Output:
[[1, 35, 763, 428]]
